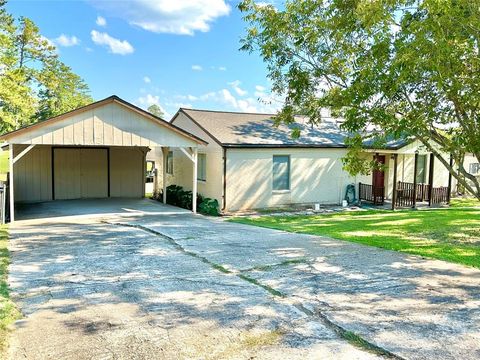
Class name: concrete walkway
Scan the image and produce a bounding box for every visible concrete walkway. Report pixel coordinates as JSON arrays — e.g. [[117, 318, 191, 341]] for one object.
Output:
[[7, 200, 480, 359]]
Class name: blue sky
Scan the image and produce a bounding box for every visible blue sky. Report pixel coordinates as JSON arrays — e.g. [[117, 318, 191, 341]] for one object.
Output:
[[7, 0, 279, 119]]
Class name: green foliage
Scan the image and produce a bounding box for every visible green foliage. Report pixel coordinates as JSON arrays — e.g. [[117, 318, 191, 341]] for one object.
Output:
[[147, 104, 164, 118], [155, 184, 220, 216], [0, 151, 8, 181], [0, 225, 21, 355], [198, 198, 220, 216], [239, 0, 480, 198], [230, 207, 480, 268], [0, 0, 92, 134]]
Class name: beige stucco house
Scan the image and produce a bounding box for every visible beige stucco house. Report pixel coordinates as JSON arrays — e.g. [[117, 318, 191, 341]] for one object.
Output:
[[2, 96, 477, 219], [153, 108, 471, 212]]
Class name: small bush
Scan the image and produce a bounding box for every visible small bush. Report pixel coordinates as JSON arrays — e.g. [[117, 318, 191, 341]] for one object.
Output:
[[198, 198, 220, 216], [155, 184, 219, 216]]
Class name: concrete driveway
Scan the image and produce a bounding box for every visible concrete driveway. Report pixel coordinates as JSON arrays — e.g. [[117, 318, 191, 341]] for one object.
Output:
[[7, 199, 480, 359]]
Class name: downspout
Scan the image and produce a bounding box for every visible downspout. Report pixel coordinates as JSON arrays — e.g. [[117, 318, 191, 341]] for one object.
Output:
[[222, 147, 227, 212]]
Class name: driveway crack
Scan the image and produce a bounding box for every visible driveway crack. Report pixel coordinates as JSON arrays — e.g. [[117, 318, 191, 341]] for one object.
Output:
[[105, 221, 404, 359]]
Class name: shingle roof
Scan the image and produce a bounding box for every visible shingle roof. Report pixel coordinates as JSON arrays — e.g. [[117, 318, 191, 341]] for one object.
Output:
[[177, 108, 408, 149]]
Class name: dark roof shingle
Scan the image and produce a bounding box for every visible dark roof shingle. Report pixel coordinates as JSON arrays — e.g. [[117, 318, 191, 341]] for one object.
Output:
[[178, 108, 408, 149]]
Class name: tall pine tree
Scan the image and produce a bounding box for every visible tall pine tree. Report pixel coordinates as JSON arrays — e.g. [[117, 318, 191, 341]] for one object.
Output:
[[0, 0, 92, 133]]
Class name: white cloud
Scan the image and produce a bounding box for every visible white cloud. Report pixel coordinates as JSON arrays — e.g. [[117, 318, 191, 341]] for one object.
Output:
[[197, 89, 256, 112], [54, 34, 80, 47], [90, 0, 230, 36], [229, 80, 247, 96], [191, 65, 203, 71], [143, 76, 151, 83], [218, 66, 227, 71], [90, 30, 134, 55], [255, 85, 266, 92], [96, 15, 107, 27]]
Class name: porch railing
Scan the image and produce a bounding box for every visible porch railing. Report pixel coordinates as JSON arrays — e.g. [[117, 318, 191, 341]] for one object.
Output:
[[359, 182, 385, 205], [395, 181, 449, 207], [397, 181, 430, 202], [430, 186, 449, 205]]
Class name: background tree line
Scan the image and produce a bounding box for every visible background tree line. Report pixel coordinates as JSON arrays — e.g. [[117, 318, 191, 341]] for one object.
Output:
[[0, 0, 92, 134]]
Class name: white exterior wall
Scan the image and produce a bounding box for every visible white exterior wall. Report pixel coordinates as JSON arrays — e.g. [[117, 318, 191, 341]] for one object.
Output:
[[13, 144, 146, 202], [225, 148, 363, 211], [167, 112, 224, 205]]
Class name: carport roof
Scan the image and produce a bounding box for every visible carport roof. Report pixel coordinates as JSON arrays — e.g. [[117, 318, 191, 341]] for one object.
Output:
[[0, 95, 207, 146]]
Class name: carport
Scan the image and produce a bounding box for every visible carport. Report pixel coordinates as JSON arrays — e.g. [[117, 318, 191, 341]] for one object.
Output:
[[0, 95, 207, 221]]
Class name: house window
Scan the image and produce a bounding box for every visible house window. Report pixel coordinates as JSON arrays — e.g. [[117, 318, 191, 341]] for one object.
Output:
[[469, 163, 480, 175], [197, 153, 206, 181], [166, 151, 173, 174], [272, 155, 290, 191], [415, 154, 427, 183]]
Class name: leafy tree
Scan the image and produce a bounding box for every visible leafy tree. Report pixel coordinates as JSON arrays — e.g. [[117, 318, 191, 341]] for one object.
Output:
[[0, 0, 92, 133], [147, 104, 164, 118], [239, 0, 480, 199]]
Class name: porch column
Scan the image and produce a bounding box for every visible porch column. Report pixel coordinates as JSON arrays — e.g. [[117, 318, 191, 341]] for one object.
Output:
[[447, 154, 453, 204], [428, 153, 435, 207], [161, 147, 169, 204], [192, 148, 198, 214], [9, 144, 14, 222], [391, 154, 398, 210], [412, 152, 419, 209]]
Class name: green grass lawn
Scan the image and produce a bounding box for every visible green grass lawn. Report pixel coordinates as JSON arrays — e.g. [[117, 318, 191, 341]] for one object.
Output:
[[230, 206, 480, 268], [0, 226, 20, 355], [450, 197, 480, 208], [0, 152, 8, 182]]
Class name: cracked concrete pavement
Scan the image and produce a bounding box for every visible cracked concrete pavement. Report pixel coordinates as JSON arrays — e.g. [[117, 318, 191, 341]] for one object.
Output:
[[7, 199, 480, 359]]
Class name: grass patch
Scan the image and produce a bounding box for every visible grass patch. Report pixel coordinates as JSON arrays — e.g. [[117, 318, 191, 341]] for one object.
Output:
[[241, 329, 284, 348], [230, 208, 480, 268], [0, 152, 8, 182], [450, 197, 480, 208], [0, 225, 20, 355], [238, 274, 285, 297]]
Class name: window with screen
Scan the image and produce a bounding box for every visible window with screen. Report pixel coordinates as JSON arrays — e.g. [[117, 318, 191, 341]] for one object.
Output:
[[197, 153, 206, 181], [469, 163, 480, 175], [272, 155, 290, 191], [166, 151, 173, 174], [415, 155, 427, 183]]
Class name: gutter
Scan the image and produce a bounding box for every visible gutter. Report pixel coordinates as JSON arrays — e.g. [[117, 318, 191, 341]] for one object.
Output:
[[222, 147, 227, 211]]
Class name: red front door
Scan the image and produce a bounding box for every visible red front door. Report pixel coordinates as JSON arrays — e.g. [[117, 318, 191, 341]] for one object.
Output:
[[373, 155, 385, 188]]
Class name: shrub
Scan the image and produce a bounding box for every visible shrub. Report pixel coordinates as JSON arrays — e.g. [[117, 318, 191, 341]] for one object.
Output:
[[156, 184, 219, 216], [198, 198, 220, 216]]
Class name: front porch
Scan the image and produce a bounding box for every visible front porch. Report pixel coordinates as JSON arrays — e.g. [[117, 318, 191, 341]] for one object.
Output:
[[358, 146, 453, 210]]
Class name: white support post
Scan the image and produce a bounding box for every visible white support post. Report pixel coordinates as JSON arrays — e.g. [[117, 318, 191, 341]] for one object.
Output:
[[179, 147, 194, 162], [192, 148, 198, 214], [9, 144, 14, 222], [13, 144, 35, 164], [161, 147, 169, 204]]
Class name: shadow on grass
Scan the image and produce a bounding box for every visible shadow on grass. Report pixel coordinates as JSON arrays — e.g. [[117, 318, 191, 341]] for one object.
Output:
[[231, 208, 480, 268]]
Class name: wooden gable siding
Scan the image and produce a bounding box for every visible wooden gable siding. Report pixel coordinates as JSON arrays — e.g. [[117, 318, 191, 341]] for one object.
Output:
[[7, 102, 198, 147]]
